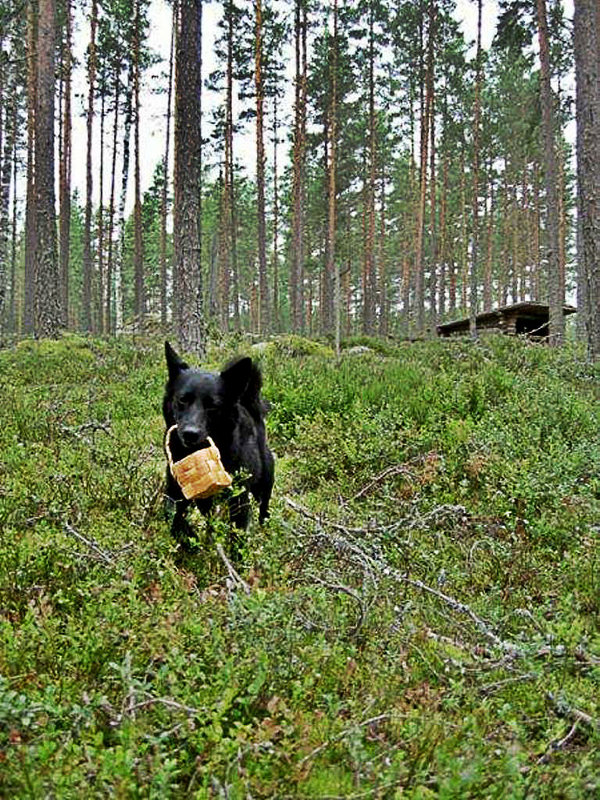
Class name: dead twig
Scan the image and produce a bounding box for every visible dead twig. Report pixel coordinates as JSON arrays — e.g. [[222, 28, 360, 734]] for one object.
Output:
[[286, 497, 378, 536], [347, 465, 414, 504], [546, 692, 599, 731], [216, 543, 251, 594], [299, 713, 391, 766], [311, 575, 366, 636], [536, 721, 579, 765], [109, 696, 205, 727], [63, 522, 114, 565], [479, 672, 539, 696], [286, 500, 520, 656]]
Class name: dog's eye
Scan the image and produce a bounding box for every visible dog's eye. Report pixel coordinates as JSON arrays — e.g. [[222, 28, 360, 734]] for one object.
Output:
[[177, 393, 194, 410]]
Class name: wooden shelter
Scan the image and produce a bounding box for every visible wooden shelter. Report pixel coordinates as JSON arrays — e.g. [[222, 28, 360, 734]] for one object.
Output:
[[436, 302, 577, 338]]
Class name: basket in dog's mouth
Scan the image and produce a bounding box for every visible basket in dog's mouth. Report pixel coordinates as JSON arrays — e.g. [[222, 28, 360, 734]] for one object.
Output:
[[165, 425, 233, 501]]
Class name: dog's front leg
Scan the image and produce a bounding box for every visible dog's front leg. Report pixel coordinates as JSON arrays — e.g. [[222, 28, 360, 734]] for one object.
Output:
[[164, 469, 194, 541]]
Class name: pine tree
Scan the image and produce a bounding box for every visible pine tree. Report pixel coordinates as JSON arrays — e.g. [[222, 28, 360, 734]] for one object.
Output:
[[82, 0, 98, 332], [173, 0, 205, 354], [34, 0, 61, 337], [535, 0, 563, 344], [573, 0, 600, 359]]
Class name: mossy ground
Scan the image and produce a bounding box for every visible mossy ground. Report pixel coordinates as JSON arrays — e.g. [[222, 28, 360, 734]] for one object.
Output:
[[0, 333, 598, 797]]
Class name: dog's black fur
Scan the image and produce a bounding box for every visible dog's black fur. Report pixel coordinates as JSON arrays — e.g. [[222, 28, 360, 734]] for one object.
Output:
[[163, 341, 274, 544]]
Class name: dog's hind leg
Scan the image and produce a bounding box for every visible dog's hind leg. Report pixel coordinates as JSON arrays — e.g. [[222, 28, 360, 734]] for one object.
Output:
[[228, 490, 251, 530]]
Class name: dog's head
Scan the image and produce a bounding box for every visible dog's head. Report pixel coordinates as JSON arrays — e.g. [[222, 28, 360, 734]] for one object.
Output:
[[163, 341, 253, 450]]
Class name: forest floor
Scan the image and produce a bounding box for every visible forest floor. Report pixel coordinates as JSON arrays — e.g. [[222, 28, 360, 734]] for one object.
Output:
[[0, 332, 599, 798]]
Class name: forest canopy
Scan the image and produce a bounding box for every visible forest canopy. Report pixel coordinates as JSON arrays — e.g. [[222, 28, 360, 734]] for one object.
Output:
[[0, 0, 598, 356]]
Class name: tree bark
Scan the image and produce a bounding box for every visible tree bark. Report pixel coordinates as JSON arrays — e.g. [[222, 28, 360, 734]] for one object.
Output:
[[58, 0, 72, 328], [469, 0, 482, 338], [106, 54, 121, 334], [574, 0, 600, 359], [82, 0, 98, 332], [133, 0, 144, 324], [173, 0, 205, 355], [160, 7, 175, 328], [362, 0, 377, 335], [24, 0, 37, 335], [34, 0, 60, 337], [535, 0, 563, 344], [255, 0, 269, 333]]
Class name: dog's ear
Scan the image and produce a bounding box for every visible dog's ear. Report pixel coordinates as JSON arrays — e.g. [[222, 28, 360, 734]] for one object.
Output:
[[220, 357, 252, 403], [165, 341, 189, 382]]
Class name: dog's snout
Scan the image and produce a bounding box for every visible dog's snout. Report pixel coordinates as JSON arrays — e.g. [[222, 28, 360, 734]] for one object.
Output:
[[179, 427, 207, 449]]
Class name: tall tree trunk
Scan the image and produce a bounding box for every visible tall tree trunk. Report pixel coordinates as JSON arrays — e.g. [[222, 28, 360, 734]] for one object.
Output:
[[0, 35, 17, 328], [469, 0, 482, 338], [460, 149, 467, 309], [116, 62, 134, 332], [24, 0, 37, 335], [9, 124, 18, 333], [97, 88, 106, 333], [483, 164, 494, 311], [557, 144, 566, 305], [58, 0, 72, 327], [574, 0, 600, 359], [271, 93, 280, 331], [255, 0, 269, 333], [290, 0, 306, 331], [106, 55, 121, 333], [362, 1, 377, 335], [415, 0, 433, 334], [439, 143, 448, 318], [160, 10, 175, 328], [535, 0, 563, 344], [428, 0, 437, 326], [133, 0, 144, 324], [173, 0, 205, 354], [34, 0, 60, 337], [533, 162, 541, 299], [378, 169, 387, 337], [82, 0, 98, 332], [327, 0, 338, 349], [218, 171, 230, 328]]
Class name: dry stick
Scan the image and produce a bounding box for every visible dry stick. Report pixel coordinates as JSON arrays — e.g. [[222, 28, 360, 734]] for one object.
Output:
[[285, 499, 520, 655], [546, 692, 599, 730], [63, 522, 114, 565], [348, 464, 414, 504], [536, 721, 579, 766], [287, 496, 467, 538], [479, 672, 539, 696], [311, 575, 366, 634], [286, 497, 377, 535], [299, 713, 391, 766], [216, 543, 251, 594], [110, 696, 204, 727]]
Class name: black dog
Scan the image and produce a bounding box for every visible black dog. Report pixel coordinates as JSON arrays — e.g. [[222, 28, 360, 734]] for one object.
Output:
[[163, 341, 274, 545]]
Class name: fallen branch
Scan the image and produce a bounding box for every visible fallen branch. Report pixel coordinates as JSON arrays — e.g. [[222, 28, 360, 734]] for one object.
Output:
[[109, 696, 204, 727], [286, 500, 520, 656], [63, 522, 114, 566], [348, 465, 414, 504], [310, 575, 366, 636], [536, 721, 579, 765], [216, 544, 251, 594], [479, 672, 539, 696], [546, 692, 599, 731], [286, 497, 378, 536], [299, 713, 391, 766]]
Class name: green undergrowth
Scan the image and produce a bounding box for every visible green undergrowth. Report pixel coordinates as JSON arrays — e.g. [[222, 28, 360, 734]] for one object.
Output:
[[0, 332, 598, 798]]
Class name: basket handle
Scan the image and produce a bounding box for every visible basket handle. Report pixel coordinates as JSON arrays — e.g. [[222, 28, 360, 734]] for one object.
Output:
[[164, 425, 217, 471], [164, 424, 177, 471]]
